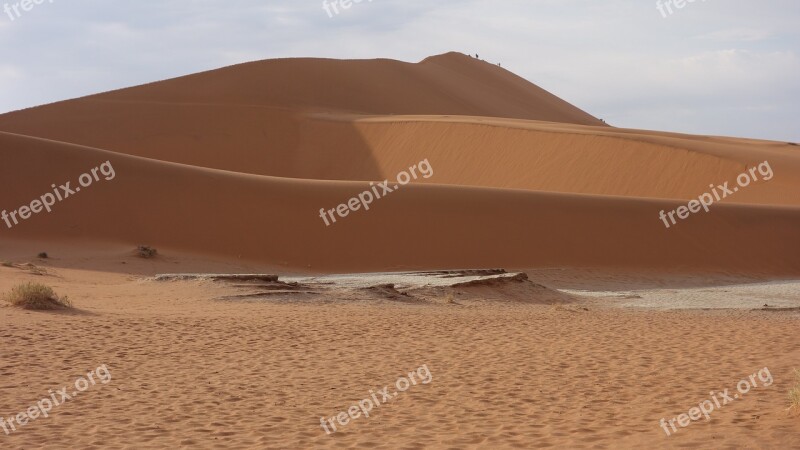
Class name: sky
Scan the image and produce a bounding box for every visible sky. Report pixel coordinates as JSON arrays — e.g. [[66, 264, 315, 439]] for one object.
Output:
[[1, 0, 798, 141]]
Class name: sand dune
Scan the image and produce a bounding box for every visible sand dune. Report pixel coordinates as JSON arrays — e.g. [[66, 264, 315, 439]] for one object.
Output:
[[0, 53, 603, 180], [2, 53, 797, 204], [1, 130, 799, 275], [1, 51, 799, 276]]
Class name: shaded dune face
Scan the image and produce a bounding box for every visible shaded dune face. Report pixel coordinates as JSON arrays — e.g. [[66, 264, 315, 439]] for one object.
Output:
[[0, 52, 798, 274]]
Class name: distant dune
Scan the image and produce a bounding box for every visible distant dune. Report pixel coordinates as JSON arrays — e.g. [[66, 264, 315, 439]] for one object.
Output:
[[1, 52, 799, 275]]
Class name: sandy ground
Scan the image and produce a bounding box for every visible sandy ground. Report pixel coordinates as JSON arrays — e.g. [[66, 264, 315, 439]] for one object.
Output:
[[1, 262, 798, 449]]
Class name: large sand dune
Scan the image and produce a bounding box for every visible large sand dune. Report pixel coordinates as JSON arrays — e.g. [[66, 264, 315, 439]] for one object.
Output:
[[1, 52, 799, 275]]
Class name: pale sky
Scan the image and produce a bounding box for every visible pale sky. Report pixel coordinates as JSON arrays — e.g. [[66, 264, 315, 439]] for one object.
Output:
[[1, 0, 798, 141]]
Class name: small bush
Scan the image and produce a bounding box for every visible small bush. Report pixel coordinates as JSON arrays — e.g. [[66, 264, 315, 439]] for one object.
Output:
[[4, 283, 71, 310], [136, 245, 158, 259], [1, 261, 13, 267], [37, 252, 48, 259], [790, 369, 800, 412]]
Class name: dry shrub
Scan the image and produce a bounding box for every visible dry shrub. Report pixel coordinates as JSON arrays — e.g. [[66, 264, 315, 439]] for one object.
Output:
[[790, 369, 800, 413], [136, 245, 158, 259], [4, 283, 71, 310]]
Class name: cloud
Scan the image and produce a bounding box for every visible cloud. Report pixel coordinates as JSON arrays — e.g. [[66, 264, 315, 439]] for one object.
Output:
[[693, 29, 773, 43], [0, 0, 797, 141]]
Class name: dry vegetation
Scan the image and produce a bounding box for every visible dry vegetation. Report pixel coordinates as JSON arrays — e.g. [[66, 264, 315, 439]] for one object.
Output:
[[136, 245, 158, 259], [4, 282, 72, 310], [790, 368, 800, 413]]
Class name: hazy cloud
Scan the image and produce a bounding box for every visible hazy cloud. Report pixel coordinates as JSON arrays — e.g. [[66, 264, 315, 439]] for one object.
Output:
[[0, 0, 797, 141]]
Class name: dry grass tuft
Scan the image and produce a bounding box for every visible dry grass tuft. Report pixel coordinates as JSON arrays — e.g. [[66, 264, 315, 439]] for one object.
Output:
[[790, 368, 800, 413], [4, 283, 72, 310], [136, 245, 158, 259]]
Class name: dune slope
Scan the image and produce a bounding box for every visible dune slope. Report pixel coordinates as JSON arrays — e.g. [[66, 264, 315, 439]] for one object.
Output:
[[1, 132, 798, 274], [0, 53, 604, 179]]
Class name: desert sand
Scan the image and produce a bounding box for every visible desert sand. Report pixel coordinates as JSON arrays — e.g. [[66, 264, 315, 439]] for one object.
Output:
[[1, 53, 799, 449]]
